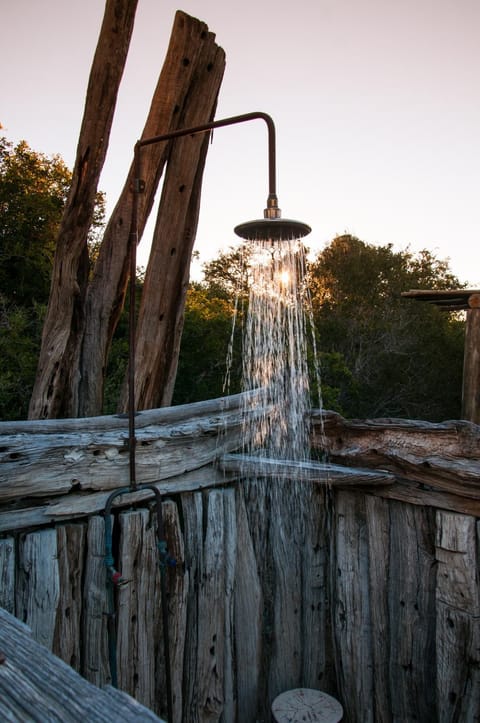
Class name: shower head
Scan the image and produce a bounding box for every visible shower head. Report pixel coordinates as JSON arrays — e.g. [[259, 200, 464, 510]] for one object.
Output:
[[234, 194, 311, 241], [234, 216, 311, 241]]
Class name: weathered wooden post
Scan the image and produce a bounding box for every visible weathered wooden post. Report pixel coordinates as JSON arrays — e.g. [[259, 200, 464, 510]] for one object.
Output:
[[462, 293, 480, 423]]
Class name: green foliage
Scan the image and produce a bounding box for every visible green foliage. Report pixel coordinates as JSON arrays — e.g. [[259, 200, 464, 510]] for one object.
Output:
[[309, 235, 465, 420], [0, 135, 106, 419], [0, 137, 71, 306], [173, 282, 242, 404], [0, 295, 45, 419]]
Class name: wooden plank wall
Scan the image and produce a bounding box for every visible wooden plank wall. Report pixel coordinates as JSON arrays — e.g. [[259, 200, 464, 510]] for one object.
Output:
[[1, 483, 479, 722], [331, 490, 480, 723]]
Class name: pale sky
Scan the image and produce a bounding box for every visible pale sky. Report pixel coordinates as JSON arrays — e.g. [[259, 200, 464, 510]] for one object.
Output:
[[3, 0, 480, 285]]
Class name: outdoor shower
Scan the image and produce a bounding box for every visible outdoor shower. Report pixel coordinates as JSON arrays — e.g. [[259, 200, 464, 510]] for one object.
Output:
[[103, 111, 312, 721]]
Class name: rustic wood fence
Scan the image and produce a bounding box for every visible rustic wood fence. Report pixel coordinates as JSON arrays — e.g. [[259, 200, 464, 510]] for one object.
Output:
[[1, 394, 479, 722]]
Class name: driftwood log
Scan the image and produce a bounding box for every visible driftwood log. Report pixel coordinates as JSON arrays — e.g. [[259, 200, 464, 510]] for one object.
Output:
[[312, 410, 480, 515], [0, 607, 164, 722]]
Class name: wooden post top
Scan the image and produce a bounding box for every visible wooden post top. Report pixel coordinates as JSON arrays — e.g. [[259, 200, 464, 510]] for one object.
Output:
[[271, 688, 343, 722]]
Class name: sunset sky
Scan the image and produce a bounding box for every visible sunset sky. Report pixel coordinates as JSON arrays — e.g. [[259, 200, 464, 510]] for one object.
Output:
[[3, 0, 480, 284]]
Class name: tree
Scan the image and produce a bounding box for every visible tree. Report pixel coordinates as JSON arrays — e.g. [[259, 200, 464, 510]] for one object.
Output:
[[0, 136, 70, 306], [309, 235, 465, 420], [0, 135, 106, 420]]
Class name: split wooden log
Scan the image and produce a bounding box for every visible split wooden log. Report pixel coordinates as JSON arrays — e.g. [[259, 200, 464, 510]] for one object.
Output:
[[312, 410, 480, 507], [82, 11, 225, 416], [0, 393, 263, 505], [132, 20, 226, 411], [29, 0, 139, 420]]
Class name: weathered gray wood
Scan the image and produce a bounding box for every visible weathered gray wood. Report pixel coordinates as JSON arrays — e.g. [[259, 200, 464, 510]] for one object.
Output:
[[234, 486, 262, 722], [435, 511, 480, 723], [81, 515, 110, 686], [312, 410, 480, 502], [196, 490, 226, 722], [220, 453, 395, 486], [368, 477, 480, 517], [0, 607, 164, 722], [53, 523, 86, 671], [159, 500, 188, 723], [271, 688, 343, 723], [82, 11, 225, 416], [332, 491, 373, 723], [15, 528, 60, 650], [365, 495, 392, 722], [268, 482, 304, 701], [132, 22, 226, 411], [0, 537, 15, 613], [116, 508, 159, 711], [388, 502, 436, 722], [301, 486, 334, 692], [181, 491, 204, 722], [0, 393, 264, 504], [0, 465, 236, 533], [222, 488, 237, 723]]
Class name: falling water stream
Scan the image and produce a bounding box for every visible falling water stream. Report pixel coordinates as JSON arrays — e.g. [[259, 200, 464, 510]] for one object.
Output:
[[239, 237, 321, 465]]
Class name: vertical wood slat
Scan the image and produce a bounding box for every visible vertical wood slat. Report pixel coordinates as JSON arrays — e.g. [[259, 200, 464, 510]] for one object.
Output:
[[435, 511, 480, 723], [332, 490, 373, 723], [365, 495, 392, 723], [234, 486, 262, 723], [116, 508, 159, 712], [268, 482, 304, 701], [161, 500, 188, 723], [196, 490, 226, 722], [222, 488, 237, 723], [301, 486, 333, 692], [0, 537, 15, 614], [53, 523, 86, 671], [182, 491, 204, 723], [15, 528, 59, 650], [388, 502, 437, 723], [82, 515, 110, 686]]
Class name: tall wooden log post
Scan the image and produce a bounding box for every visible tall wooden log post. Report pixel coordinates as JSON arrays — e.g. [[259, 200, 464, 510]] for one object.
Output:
[[29, 9, 225, 419], [462, 294, 480, 423], [81, 13, 225, 416], [132, 40, 226, 410], [28, 0, 138, 420]]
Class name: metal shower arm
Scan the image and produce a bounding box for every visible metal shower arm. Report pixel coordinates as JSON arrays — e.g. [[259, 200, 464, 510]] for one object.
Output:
[[134, 110, 277, 202]]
